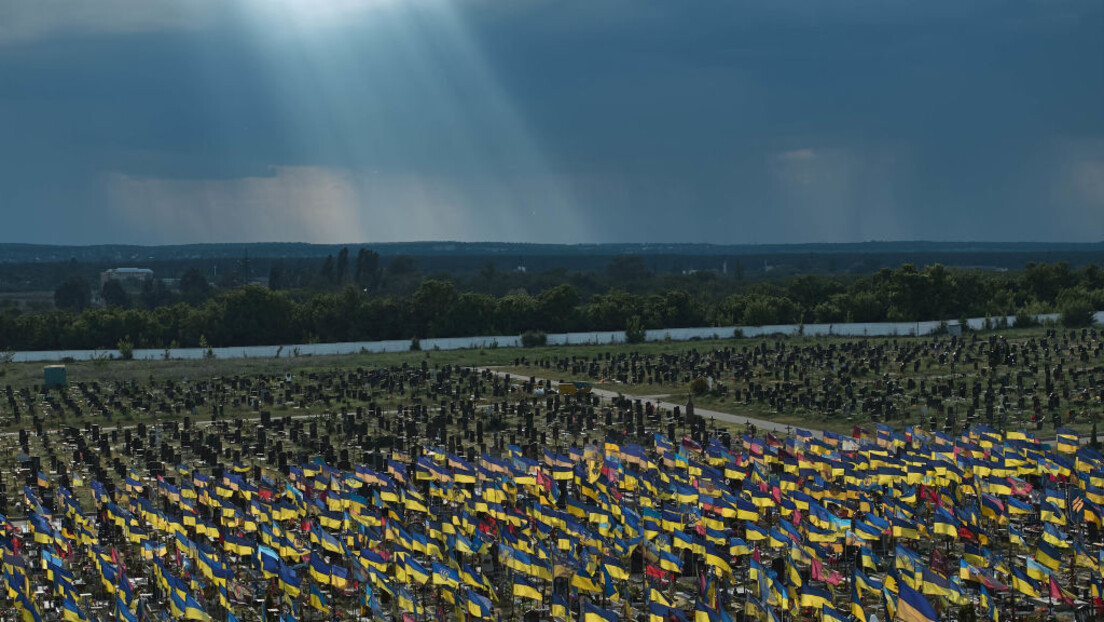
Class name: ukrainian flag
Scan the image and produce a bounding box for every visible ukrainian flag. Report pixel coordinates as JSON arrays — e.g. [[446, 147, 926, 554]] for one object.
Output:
[[307, 555, 332, 585], [800, 585, 833, 609], [704, 545, 732, 575], [61, 597, 86, 622], [308, 584, 330, 614], [396, 587, 422, 615], [658, 549, 682, 573], [1035, 540, 1062, 571], [513, 575, 543, 602], [330, 564, 350, 590], [1011, 566, 1040, 598], [572, 568, 601, 593], [822, 604, 848, 622], [1056, 429, 1079, 454], [851, 580, 868, 622], [897, 582, 938, 622], [745, 522, 768, 541], [551, 593, 570, 619], [171, 592, 211, 621], [584, 602, 618, 622], [728, 537, 751, 556], [115, 594, 138, 622], [853, 519, 883, 541], [432, 562, 459, 588], [1025, 558, 1053, 582], [1041, 523, 1069, 549], [405, 557, 430, 585], [467, 590, 493, 618]]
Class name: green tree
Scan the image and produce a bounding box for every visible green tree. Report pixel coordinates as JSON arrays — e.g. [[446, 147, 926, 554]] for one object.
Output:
[[606, 255, 650, 283], [536, 284, 580, 332], [584, 289, 642, 331], [386, 255, 419, 277], [54, 276, 92, 311], [139, 279, 172, 310], [354, 249, 380, 290], [412, 280, 459, 337], [1059, 296, 1095, 328], [625, 315, 646, 343], [320, 255, 334, 284], [268, 262, 286, 290], [742, 298, 777, 326], [335, 247, 349, 284], [180, 268, 210, 304], [101, 280, 130, 308]]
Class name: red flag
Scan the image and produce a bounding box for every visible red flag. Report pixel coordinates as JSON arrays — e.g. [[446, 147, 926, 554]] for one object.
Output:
[[1050, 577, 1074, 605], [811, 558, 844, 586], [646, 565, 669, 581]]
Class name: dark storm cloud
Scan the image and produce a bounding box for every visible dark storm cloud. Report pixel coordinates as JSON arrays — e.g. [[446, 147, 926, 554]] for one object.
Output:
[[0, 0, 1101, 244]]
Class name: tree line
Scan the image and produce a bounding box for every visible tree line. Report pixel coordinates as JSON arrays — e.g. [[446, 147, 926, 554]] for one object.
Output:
[[1, 261, 1101, 351]]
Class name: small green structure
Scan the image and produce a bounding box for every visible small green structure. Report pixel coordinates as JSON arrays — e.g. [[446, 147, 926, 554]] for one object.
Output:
[[44, 365, 67, 388]]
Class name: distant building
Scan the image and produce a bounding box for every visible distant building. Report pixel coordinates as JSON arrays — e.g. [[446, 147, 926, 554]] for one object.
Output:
[[101, 268, 154, 292]]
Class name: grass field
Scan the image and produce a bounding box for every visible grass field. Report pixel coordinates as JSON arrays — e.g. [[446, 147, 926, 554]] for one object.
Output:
[[1, 324, 1101, 438]]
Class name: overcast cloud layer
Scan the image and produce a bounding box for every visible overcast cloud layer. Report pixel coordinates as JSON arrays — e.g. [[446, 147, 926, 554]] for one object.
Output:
[[1, 0, 1102, 244]]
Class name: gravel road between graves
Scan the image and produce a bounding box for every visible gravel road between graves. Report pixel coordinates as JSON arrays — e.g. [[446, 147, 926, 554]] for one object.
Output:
[[477, 367, 824, 438]]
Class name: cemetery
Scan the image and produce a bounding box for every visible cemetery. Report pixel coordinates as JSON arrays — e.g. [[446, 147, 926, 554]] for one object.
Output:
[[0, 325, 1100, 621]]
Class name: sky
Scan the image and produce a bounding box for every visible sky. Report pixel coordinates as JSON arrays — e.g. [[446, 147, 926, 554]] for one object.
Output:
[[1, 0, 1102, 245]]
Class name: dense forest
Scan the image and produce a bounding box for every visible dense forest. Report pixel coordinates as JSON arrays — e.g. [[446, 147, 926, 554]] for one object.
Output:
[[0, 260, 1101, 351], [3, 241, 1104, 294]]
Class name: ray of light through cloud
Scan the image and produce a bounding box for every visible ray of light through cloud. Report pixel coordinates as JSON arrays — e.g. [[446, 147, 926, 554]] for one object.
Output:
[[160, 0, 588, 244], [0, 0, 1101, 244]]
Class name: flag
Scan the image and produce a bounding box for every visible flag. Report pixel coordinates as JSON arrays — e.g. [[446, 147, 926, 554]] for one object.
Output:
[[551, 593, 570, 620], [822, 605, 848, 622], [851, 578, 868, 622], [278, 563, 301, 597], [799, 585, 833, 609], [1049, 576, 1075, 606], [897, 582, 938, 622], [1011, 566, 1040, 598], [513, 576, 543, 602], [979, 585, 997, 622], [467, 591, 494, 618], [308, 584, 331, 614], [584, 602, 618, 622], [61, 597, 86, 622]]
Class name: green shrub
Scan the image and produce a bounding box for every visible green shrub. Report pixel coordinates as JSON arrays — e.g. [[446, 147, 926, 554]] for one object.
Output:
[[625, 315, 646, 344], [1059, 298, 1094, 327], [1013, 313, 1039, 328], [117, 336, 134, 361], [520, 330, 547, 348], [689, 377, 709, 395]]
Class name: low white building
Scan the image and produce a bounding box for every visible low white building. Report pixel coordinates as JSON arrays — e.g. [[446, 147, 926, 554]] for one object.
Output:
[[100, 267, 154, 291]]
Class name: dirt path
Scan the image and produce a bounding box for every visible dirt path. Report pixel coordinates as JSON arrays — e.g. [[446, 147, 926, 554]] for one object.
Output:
[[478, 367, 823, 438]]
